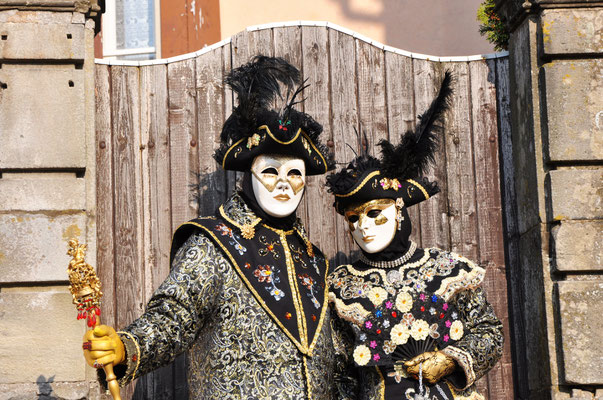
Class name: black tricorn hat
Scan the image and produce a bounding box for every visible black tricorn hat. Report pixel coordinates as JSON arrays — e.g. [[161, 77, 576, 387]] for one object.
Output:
[[213, 56, 335, 175], [326, 71, 453, 214]]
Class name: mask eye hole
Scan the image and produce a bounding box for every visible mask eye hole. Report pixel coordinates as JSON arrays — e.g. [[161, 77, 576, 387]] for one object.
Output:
[[347, 215, 359, 224], [367, 209, 381, 218], [262, 167, 278, 175], [288, 169, 302, 177]]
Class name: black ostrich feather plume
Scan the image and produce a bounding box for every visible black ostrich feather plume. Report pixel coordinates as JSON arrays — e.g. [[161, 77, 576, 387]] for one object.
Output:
[[379, 70, 453, 180], [325, 154, 381, 195], [220, 55, 302, 144]]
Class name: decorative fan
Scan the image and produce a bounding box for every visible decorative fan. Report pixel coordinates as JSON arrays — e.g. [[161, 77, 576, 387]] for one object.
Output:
[[352, 290, 464, 367]]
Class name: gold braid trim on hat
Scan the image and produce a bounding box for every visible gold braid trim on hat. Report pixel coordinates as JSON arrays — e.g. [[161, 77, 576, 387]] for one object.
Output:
[[406, 178, 430, 200], [334, 170, 381, 198]]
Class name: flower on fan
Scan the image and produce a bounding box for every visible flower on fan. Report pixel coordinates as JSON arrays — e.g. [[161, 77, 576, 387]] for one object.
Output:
[[383, 340, 396, 354], [410, 319, 430, 341], [390, 322, 411, 345], [429, 323, 440, 339], [368, 287, 388, 306], [402, 312, 415, 327], [450, 320, 464, 340], [395, 291, 413, 312], [353, 345, 371, 366], [388, 363, 409, 383]]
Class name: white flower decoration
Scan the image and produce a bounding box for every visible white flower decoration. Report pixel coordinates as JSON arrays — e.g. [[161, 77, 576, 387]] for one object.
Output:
[[390, 322, 411, 345], [410, 319, 430, 341], [353, 345, 371, 366], [450, 320, 464, 341], [368, 287, 388, 306], [395, 291, 413, 313]]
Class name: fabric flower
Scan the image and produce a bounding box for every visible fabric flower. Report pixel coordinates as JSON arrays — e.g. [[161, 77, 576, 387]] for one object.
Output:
[[385, 301, 393, 309], [450, 320, 464, 340], [383, 319, 390, 328], [375, 310, 383, 318], [410, 319, 430, 341], [365, 321, 373, 329], [368, 287, 388, 306], [402, 313, 415, 327], [395, 291, 413, 313], [445, 320, 452, 328], [443, 303, 449, 311], [419, 293, 426, 301], [443, 334, 450, 342], [353, 345, 371, 366], [429, 307, 436, 315], [451, 311, 458, 320], [369, 340, 377, 349], [383, 340, 396, 354], [391, 323, 410, 345], [429, 323, 440, 339], [270, 287, 285, 301], [373, 353, 381, 362], [431, 294, 438, 302]]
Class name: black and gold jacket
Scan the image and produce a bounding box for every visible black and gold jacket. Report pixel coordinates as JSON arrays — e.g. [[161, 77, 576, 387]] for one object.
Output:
[[110, 194, 353, 399], [328, 249, 503, 400]]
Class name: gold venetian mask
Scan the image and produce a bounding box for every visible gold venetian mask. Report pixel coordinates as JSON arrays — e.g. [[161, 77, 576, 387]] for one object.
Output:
[[251, 155, 305, 194], [344, 199, 395, 232]]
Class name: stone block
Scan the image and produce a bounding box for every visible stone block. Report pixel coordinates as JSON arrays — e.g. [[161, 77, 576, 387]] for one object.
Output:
[[552, 220, 602, 272], [0, 212, 88, 283], [543, 59, 603, 161], [541, 9, 603, 55], [0, 286, 86, 384], [0, 173, 85, 211], [0, 64, 85, 169], [0, 381, 91, 400], [549, 169, 602, 221], [0, 22, 85, 61], [557, 281, 603, 384]]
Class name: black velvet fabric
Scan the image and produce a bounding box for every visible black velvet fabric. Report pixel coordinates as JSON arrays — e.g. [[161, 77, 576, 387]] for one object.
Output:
[[239, 171, 298, 230]]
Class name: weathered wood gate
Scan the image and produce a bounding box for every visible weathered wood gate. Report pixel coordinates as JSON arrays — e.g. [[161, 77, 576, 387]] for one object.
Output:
[[95, 22, 513, 399]]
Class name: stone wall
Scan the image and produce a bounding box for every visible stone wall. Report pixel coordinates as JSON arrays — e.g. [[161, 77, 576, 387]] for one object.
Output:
[[497, 1, 602, 399], [0, 1, 102, 398]]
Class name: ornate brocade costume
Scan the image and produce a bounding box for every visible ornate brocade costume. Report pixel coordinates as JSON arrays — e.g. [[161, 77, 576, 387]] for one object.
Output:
[[328, 249, 503, 400], [109, 194, 347, 399]]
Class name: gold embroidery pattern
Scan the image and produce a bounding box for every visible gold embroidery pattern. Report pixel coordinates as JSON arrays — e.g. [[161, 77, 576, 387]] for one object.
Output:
[[328, 292, 370, 326], [334, 170, 381, 198]]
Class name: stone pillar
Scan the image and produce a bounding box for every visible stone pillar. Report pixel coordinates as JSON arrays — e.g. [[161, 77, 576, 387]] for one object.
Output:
[[496, 1, 602, 399], [0, 1, 102, 398]]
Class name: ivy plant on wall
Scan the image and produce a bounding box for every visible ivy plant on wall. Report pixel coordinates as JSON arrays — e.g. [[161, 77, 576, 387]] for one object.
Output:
[[477, 0, 509, 51]]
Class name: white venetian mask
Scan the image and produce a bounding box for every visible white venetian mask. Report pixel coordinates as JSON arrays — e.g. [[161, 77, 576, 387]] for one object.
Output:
[[251, 154, 306, 218], [345, 199, 397, 253]]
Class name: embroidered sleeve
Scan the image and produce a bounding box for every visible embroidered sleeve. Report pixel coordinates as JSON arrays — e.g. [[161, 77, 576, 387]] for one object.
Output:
[[442, 287, 503, 390], [330, 307, 360, 400], [99, 232, 226, 388]]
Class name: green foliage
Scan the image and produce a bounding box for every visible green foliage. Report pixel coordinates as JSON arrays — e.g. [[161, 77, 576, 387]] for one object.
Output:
[[477, 0, 509, 51]]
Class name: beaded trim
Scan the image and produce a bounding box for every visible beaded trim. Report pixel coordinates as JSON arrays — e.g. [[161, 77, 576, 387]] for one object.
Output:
[[358, 241, 417, 268]]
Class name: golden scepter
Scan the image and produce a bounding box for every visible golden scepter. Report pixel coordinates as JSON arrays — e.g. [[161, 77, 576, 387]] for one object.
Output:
[[67, 238, 121, 400]]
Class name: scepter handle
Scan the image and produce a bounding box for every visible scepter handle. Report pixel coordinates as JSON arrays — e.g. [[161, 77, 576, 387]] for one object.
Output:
[[93, 319, 122, 400]]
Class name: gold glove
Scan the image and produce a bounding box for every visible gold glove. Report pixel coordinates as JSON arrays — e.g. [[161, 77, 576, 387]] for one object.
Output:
[[83, 325, 126, 368], [404, 351, 457, 384]]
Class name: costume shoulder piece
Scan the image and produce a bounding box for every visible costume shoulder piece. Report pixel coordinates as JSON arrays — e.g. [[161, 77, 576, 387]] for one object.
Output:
[[213, 55, 335, 176], [170, 194, 330, 356], [326, 71, 453, 213]]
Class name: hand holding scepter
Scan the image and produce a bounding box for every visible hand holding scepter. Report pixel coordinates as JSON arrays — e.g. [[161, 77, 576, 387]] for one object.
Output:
[[67, 239, 123, 400]]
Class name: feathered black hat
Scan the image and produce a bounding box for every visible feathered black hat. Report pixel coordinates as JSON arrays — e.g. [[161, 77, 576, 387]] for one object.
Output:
[[326, 71, 453, 214], [213, 56, 335, 175]]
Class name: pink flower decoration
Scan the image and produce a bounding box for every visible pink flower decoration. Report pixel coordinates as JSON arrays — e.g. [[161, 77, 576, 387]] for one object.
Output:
[[443, 334, 449, 342], [419, 293, 426, 301], [365, 321, 373, 329], [385, 301, 393, 309], [373, 353, 381, 361], [443, 303, 449, 311], [445, 320, 452, 328], [370, 341, 377, 349]]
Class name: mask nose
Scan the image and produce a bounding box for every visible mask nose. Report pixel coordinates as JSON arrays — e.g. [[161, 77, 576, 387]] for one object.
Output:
[[358, 214, 371, 231], [275, 178, 289, 192]]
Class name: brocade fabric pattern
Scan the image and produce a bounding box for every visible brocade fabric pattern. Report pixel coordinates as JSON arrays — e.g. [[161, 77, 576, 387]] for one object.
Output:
[[109, 194, 343, 399], [328, 249, 503, 400]]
